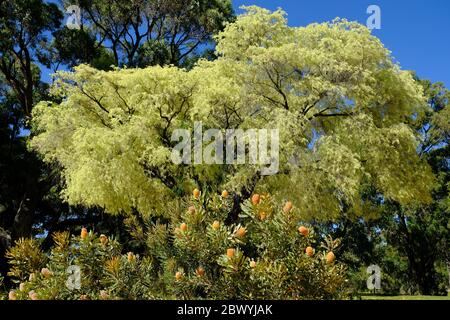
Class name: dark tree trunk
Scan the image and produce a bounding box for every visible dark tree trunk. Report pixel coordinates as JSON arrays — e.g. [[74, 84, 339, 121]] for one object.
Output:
[[225, 171, 261, 224], [11, 199, 34, 240], [447, 261, 450, 293], [0, 227, 11, 281], [398, 212, 439, 295]]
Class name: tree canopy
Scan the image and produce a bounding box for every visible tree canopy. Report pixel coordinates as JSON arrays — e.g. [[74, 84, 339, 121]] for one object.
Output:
[[31, 6, 436, 221]]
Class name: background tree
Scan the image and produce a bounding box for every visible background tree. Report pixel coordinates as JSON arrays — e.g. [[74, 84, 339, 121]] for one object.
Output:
[[0, 0, 63, 277], [50, 28, 115, 71], [324, 79, 449, 295], [382, 79, 449, 295], [65, 0, 234, 67], [0, 0, 234, 283]]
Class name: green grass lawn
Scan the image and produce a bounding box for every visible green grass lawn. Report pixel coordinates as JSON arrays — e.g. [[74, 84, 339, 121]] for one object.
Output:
[[360, 295, 450, 300]]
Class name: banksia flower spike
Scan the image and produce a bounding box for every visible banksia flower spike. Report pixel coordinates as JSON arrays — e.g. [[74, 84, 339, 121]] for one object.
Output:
[[175, 271, 184, 281], [8, 291, 17, 300], [226, 248, 235, 259], [251, 194, 260, 205], [195, 267, 205, 277], [283, 201, 293, 213], [298, 226, 309, 236], [193, 188, 200, 199], [326, 252, 336, 264], [235, 227, 247, 238], [80, 227, 88, 239], [99, 234, 108, 245]]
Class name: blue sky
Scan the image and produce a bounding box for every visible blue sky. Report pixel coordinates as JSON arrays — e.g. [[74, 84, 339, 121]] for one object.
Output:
[[233, 0, 450, 87], [42, 1, 449, 87]]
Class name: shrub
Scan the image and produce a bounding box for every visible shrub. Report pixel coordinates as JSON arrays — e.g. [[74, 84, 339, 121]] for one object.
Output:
[[4, 192, 349, 300], [5, 238, 47, 282]]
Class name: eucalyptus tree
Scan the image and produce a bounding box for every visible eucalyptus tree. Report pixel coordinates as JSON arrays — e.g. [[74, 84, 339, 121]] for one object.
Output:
[[67, 0, 234, 67]]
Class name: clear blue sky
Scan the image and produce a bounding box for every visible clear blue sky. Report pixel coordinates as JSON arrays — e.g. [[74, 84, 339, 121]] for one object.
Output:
[[233, 0, 450, 87], [42, 1, 449, 87]]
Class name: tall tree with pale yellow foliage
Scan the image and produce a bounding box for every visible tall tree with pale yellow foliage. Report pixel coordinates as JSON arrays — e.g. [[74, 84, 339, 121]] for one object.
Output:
[[31, 6, 435, 222]]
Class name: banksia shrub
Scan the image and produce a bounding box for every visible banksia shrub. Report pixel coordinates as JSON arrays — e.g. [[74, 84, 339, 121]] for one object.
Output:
[[2, 192, 349, 300], [5, 238, 47, 282], [5, 231, 127, 300], [129, 192, 349, 299]]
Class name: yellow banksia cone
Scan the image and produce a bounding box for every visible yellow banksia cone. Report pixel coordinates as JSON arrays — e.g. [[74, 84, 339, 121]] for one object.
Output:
[[127, 252, 135, 262], [195, 267, 205, 277], [283, 201, 293, 213], [100, 290, 109, 300], [306, 246, 314, 257], [212, 220, 220, 230], [180, 223, 187, 232], [235, 227, 247, 238], [259, 211, 267, 221], [221, 190, 229, 198], [99, 234, 108, 245], [175, 271, 183, 281], [8, 291, 16, 300], [41, 268, 52, 279], [251, 194, 260, 205], [28, 291, 38, 300], [193, 188, 200, 199], [250, 260, 256, 268], [226, 248, 235, 259], [80, 227, 88, 239], [298, 226, 309, 236], [326, 251, 336, 264]]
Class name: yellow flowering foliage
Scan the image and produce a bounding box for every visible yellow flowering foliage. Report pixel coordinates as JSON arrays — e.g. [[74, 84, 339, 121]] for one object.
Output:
[[31, 6, 434, 220]]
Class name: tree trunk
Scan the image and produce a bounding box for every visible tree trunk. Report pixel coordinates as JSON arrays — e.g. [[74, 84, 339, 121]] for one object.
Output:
[[398, 211, 438, 295], [447, 261, 450, 293], [0, 227, 12, 280], [11, 198, 34, 240], [225, 171, 260, 224]]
